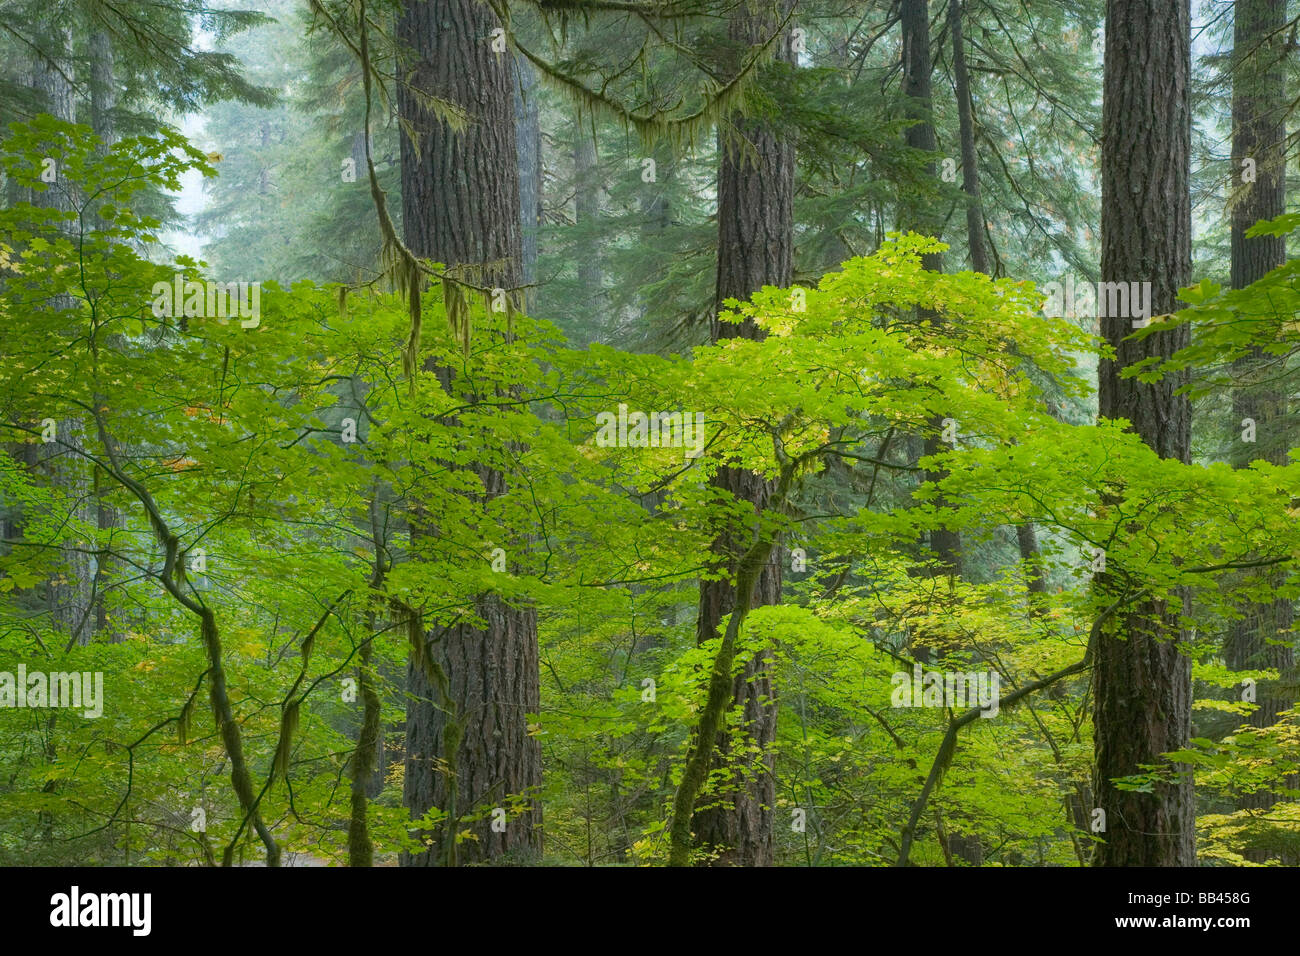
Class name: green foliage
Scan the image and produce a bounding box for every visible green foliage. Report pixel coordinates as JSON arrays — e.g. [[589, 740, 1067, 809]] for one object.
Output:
[[4, 0, 1300, 869]]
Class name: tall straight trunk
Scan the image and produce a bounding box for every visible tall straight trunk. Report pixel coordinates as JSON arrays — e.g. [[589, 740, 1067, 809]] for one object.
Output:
[[572, 113, 605, 340], [901, 0, 983, 866], [1093, 0, 1195, 867], [28, 23, 94, 645], [949, 0, 1045, 603], [690, 1, 795, 868], [90, 29, 116, 150], [901, 0, 960, 584], [901, 0, 940, 275], [514, 58, 541, 297], [23, 26, 88, 848], [1226, 0, 1293, 855], [634, 140, 676, 335], [947, 0, 986, 275], [397, 0, 541, 866]]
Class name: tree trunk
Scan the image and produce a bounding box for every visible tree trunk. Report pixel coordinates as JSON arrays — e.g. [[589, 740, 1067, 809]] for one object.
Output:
[[1092, 0, 1195, 867], [21, 27, 85, 840], [397, 0, 541, 866], [1225, 0, 1293, 860], [514, 58, 541, 297], [634, 140, 676, 335], [90, 28, 117, 150], [948, 0, 987, 275], [900, 0, 982, 865], [689, 1, 794, 868], [950, 0, 1046, 604], [901, 0, 961, 582], [901, 0, 940, 274], [28, 22, 95, 646], [573, 112, 605, 339]]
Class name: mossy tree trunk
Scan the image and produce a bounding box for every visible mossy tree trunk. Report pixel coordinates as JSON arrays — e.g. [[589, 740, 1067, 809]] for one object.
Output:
[[691, 0, 795, 867], [397, 0, 542, 866]]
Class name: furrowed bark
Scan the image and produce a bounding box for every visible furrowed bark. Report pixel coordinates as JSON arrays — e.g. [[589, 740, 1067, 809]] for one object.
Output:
[[1093, 0, 1195, 867], [670, 454, 798, 867], [396, 0, 542, 865], [692, 0, 795, 867]]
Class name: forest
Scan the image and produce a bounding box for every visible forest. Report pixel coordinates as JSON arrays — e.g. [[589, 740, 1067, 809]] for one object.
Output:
[[0, 0, 1298, 874]]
